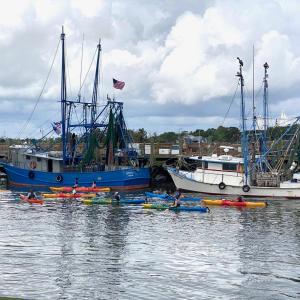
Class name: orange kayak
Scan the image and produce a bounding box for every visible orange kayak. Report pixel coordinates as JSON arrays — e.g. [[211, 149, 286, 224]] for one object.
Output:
[[42, 193, 96, 199], [50, 187, 110, 193], [20, 194, 44, 205]]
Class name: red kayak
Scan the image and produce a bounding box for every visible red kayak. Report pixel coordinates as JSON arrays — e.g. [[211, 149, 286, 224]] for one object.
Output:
[[20, 194, 44, 205], [202, 199, 267, 208]]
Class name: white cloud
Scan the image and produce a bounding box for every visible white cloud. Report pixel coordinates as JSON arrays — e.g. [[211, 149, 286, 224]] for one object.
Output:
[[71, 0, 107, 18], [0, 0, 300, 137]]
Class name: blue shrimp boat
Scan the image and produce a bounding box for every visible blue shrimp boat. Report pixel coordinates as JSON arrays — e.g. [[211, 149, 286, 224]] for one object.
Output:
[[3, 28, 150, 190]]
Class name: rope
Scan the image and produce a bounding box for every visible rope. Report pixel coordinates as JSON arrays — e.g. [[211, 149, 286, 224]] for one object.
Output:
[[208, 80, 240, 158], [79, 33, 84, 99], [77, 45, 98, 99], [18, 38, 61, 139], [221, 81, 240, 126]]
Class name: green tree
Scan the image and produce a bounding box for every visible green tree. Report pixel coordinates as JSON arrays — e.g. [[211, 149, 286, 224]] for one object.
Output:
[[157, 132, 178, 143]]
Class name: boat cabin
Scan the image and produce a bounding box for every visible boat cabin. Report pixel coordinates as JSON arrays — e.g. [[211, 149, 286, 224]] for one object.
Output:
[[183, 147, 245, 186], [8, 145, 63, 172], [187, 154, 244, 173]]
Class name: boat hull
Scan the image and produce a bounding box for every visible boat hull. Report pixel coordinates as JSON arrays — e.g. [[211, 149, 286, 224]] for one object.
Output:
[[168, 168, 300, 199], [4, 164, 150, 190]]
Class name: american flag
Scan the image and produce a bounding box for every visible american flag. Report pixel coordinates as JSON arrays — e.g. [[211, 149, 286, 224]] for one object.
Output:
[[52, 121, 61, 135], [113, 78, 125, 90]]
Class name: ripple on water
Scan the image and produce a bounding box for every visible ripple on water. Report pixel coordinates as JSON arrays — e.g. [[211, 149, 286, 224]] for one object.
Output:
[[0, 192, 299, 299]]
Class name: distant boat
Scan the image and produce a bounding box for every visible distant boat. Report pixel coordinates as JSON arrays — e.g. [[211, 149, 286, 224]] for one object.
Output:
[[167, 59, 300, 199], [3, 27, 150, 190]]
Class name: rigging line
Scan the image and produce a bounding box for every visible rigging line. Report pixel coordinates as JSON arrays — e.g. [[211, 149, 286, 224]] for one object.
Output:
[[220, 81, 239, 126], [79, 33, 84, 99], [17, 38, 61, 139], [26, 110, 61, 138], [66, 46, 73, 99], [77, 45, 98, 98], [100, 55, 104, 104], [209, 80, 240, 157], [255, 81, 263, 99], [209, 81, 241, 183], [275, 134, 296, 172]]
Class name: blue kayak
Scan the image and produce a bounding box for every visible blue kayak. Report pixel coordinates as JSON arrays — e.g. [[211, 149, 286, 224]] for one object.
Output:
[[145, 192, 170, 199], [169, 206, 209, 212], [143, 203, 209, 212], [120, 199, 145, 204], [83, 198, 145, 205], [145, 192, 201, 202]]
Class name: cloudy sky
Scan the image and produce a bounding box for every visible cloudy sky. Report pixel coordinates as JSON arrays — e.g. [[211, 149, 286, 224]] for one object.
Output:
[[0, 0, 300, 138]]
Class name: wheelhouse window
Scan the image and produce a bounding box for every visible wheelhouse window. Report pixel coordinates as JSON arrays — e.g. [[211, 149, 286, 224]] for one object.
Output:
[[26, 155, 30, 160], [222, 163, 236, 171]]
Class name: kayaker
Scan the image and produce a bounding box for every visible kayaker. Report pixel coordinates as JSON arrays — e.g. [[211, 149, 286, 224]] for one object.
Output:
[[72, 186, 77, 195], [172, 188, 181, 207], [27, 189, 37, 199], [237, 196, 244, 202], [173, 197, 181, 207], [91, 181, 96, 188], [114, 192, 121, 201], [74, 177, 79, 188], [173, 188, 181, 200]]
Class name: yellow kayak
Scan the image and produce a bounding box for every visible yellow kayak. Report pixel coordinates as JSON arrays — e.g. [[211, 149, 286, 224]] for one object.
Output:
[[42, 193, 96, 198], [202, 199, 267, 207], [83, 199, 112, 205], [50, 186, 110, 193]]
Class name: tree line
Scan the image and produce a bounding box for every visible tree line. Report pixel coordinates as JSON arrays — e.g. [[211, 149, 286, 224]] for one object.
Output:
[[0, 125, 290, 145], [128, 125, 290, 144]]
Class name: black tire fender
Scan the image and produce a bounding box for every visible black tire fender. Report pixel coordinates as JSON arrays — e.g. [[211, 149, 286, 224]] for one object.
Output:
[[242, 184, 250, 192], [219, 182, 226, 190], [56, 175, 63, 182]]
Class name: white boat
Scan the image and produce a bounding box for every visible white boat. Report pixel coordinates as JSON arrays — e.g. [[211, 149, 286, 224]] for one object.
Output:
[[167, 59, 300, 199], [167, 151, 300, 199]]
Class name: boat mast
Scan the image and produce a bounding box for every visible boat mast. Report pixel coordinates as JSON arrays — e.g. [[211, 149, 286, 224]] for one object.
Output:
[[91, 39, 101, 125], [236, 57, 249, 185], [252, 45, 256, 134], [263, 62, 269, 156], [61, 26, 67, 164], [251, 45, 256, 183]]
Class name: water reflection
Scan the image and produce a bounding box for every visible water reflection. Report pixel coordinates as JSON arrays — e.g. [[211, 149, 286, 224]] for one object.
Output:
[[0, 191, 299, 299], [55, 203, 79, 299], [237, 202, 300, 299], [102, 206, 130, 297]]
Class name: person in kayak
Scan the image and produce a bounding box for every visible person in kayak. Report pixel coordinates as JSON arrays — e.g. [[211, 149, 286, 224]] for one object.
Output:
[[74, 178, 79, 188], [27, 189, 37, 199], [72, 186, 77, 195], [172, 188, 181, 207], [114, 192, 121, 201], [237, 196, 244, 202]]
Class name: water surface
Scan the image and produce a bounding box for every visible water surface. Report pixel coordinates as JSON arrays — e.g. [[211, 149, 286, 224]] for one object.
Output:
[[0, 190, 299, 299]]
